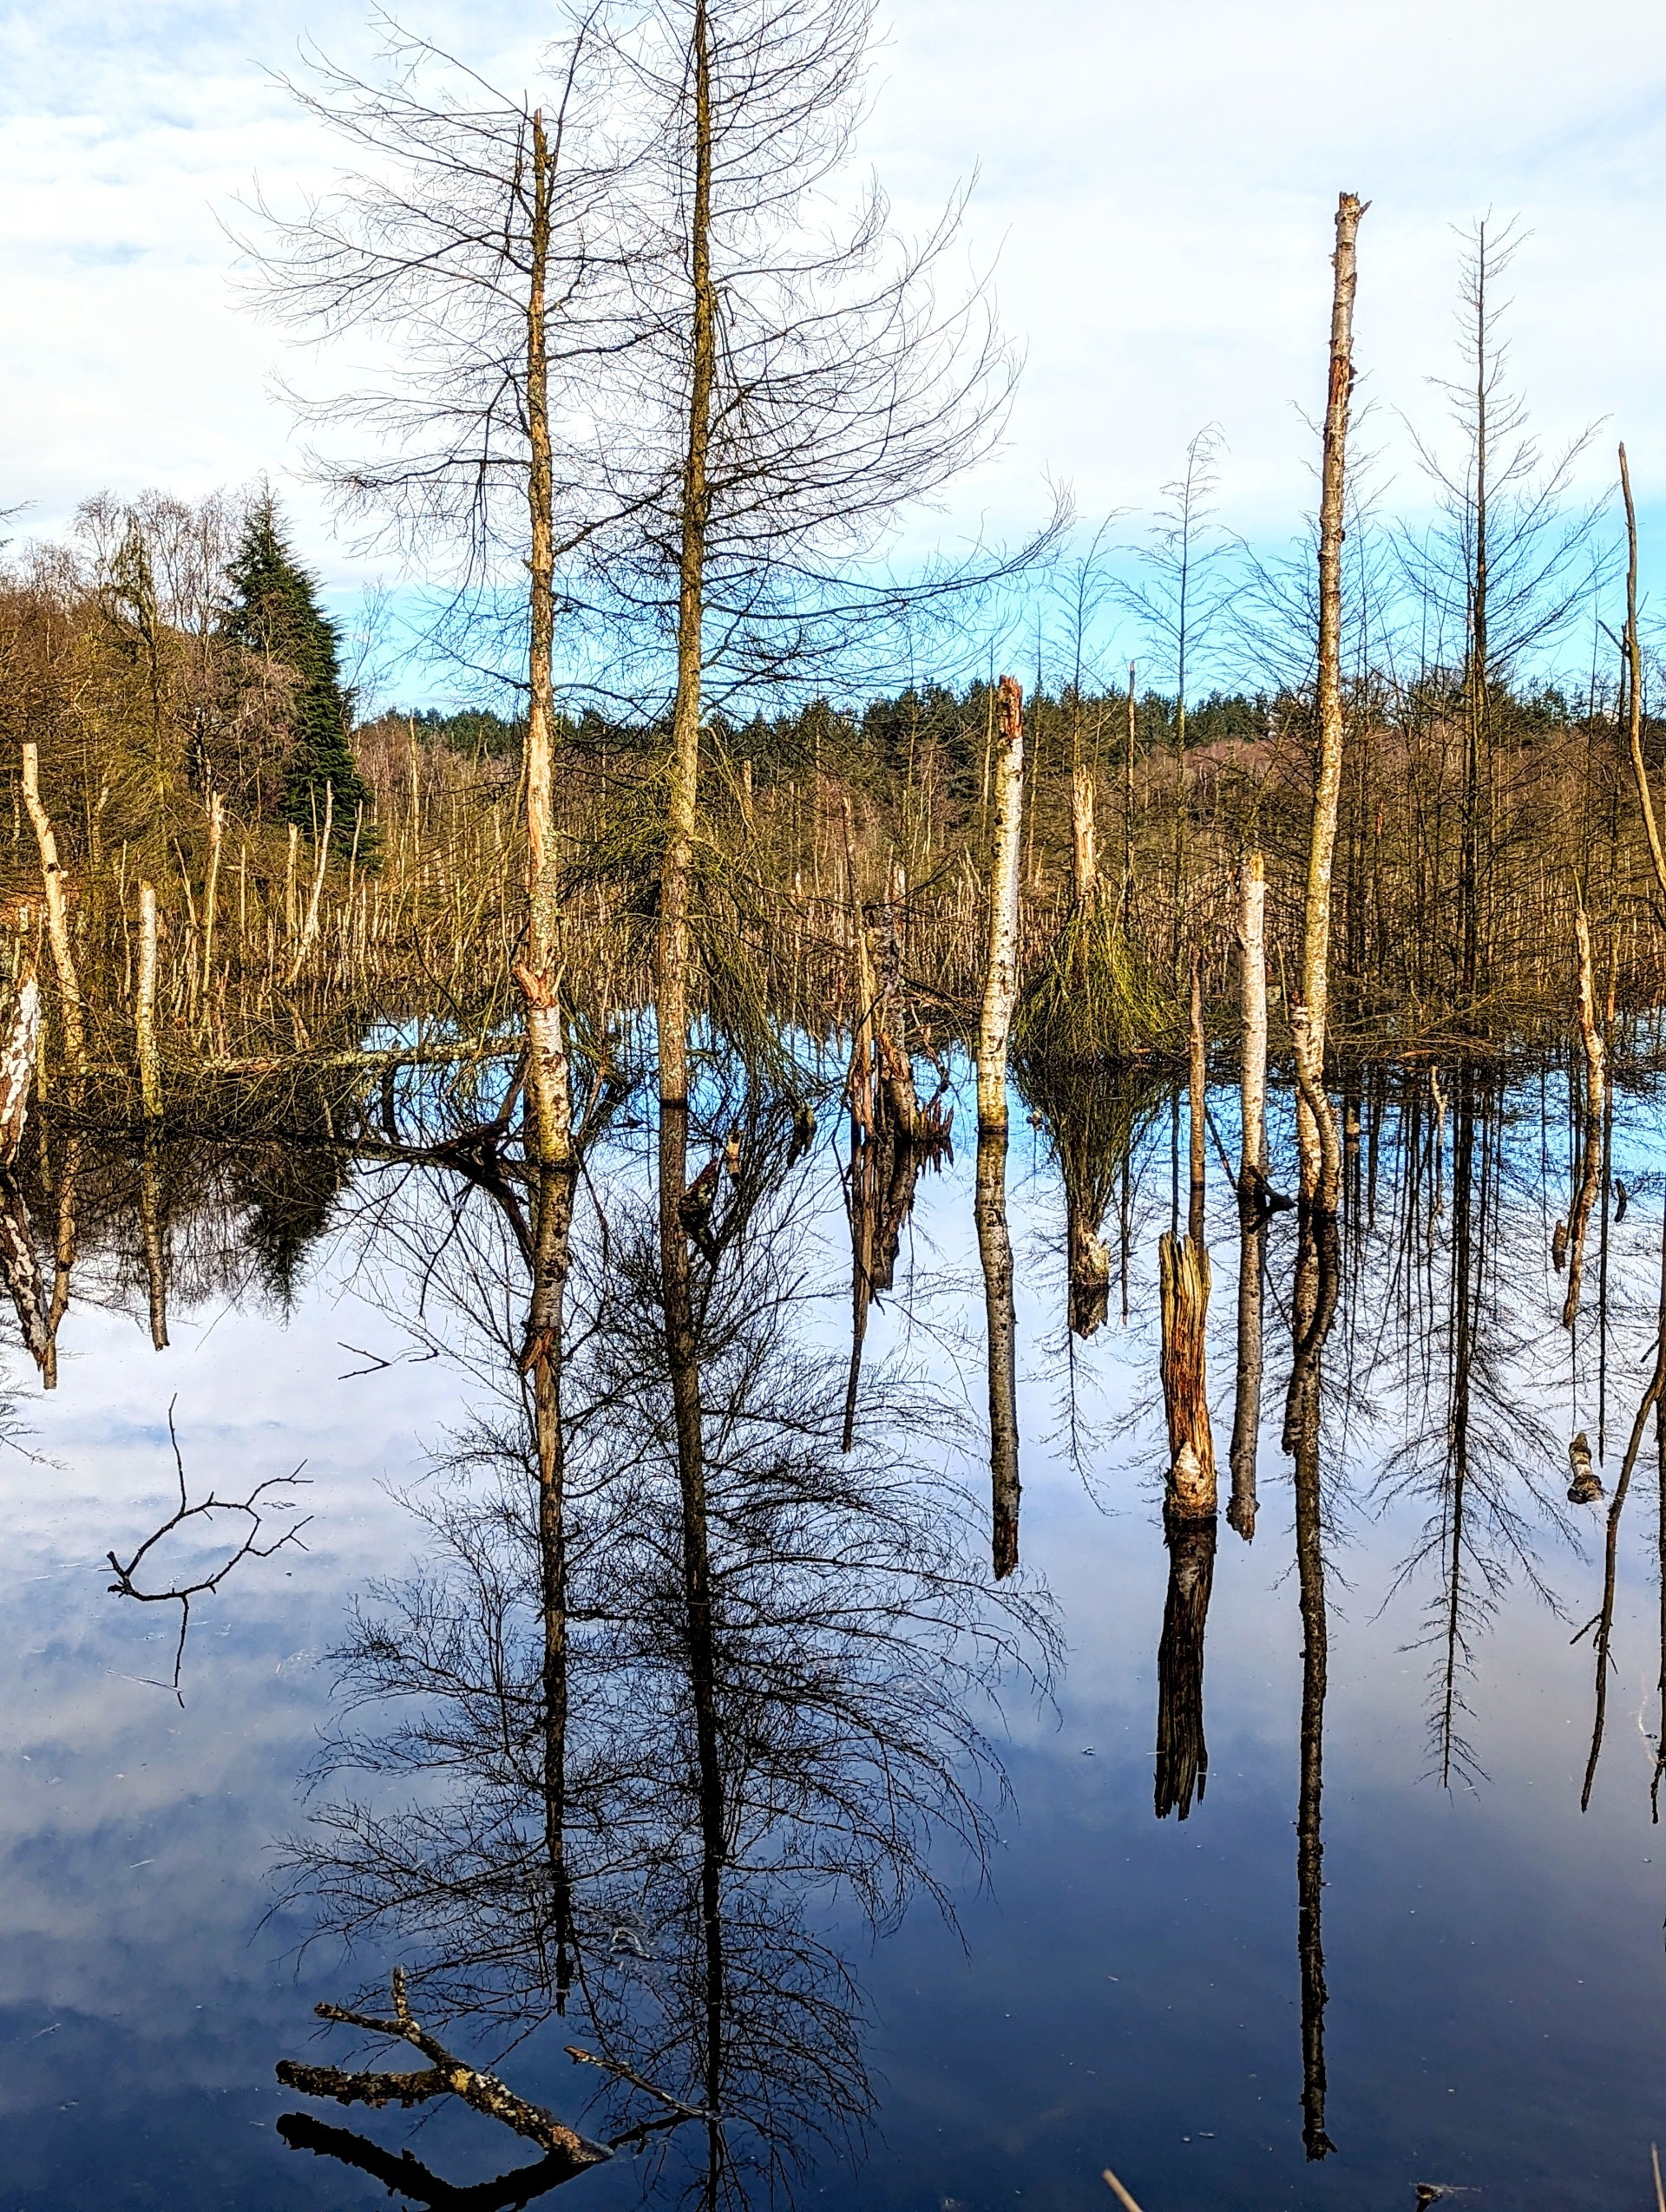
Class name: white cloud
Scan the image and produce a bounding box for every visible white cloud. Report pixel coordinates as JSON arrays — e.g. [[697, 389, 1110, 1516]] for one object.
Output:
[[3, 0, 1663, 591]]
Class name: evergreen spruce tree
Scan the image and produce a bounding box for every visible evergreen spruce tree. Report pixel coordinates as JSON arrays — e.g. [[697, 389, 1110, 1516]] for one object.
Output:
[[222, 499, 371, 843]]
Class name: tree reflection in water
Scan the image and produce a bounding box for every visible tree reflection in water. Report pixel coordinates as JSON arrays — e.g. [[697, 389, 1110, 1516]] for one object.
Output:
[[276, 1077, 1053, 2203]]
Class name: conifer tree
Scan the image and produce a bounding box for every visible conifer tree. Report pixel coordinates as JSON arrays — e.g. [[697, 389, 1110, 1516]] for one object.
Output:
[[222, 499, 369, 841]]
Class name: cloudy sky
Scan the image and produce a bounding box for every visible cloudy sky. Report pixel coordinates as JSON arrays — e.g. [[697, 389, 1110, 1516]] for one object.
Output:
[[4, 0, 1665, 682]]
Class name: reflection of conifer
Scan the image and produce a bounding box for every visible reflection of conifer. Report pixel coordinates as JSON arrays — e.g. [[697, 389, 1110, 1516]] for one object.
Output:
[[222, 499, 370, 847]]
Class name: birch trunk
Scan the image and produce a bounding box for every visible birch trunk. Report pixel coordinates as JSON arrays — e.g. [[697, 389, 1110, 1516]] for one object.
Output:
[[976, 676, 1025, 1132], [21, 743, 83, 1070], [976, 1117, 1020, 1577], [136, 882, 162, 1122], [0, 968, 39, 1166]]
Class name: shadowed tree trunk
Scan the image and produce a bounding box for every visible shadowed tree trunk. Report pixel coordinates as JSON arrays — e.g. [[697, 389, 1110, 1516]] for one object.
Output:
[[1230, 852, 1266, 1538], [976, 1119, 1020, 1578], [1154, 1508, 1217, 1819], [653, 4, 726, 2152], [1563, 903, 1605, 1331], [976, 676, 1025, 1577], [1187, 951, 1206, 1248]]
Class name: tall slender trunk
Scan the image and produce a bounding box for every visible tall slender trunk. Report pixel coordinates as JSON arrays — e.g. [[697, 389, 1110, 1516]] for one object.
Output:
[[1069, 688, 1097, 907], [1460, 226, 1491, 1015], [1187, 950, 1206, 1248], [200, 791, 223, 1029], [976, 677, 1025, 1131], [1619, 445, 1666, 914], [136, 882, 162, 1122], [285, 782, 333, 987], [1294, 1369, 1334, 2162], [508, 106, 583, 2007], [1229, 852, 1266, 1539], [654, 5, 725, 2146], [140, 1130, 169, 1352], [21, 743, 84, 1072], [975, 1119, 1020, 1577], [1563, 902, 1606, 1330], [1295, 192, 1365, 1210], [1121, 662, 1137, 927]]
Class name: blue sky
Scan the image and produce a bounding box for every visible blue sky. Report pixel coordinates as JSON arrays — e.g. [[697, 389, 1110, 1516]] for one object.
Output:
[[4, 0, 1666, 705]]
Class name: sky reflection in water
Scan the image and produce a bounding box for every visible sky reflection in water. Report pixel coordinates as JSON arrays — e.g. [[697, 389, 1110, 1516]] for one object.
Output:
[[3, 1078, 1666, 2211]]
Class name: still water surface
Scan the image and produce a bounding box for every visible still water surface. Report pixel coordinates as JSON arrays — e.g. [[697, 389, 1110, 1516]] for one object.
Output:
[[4, 1073, 1666, 2210]]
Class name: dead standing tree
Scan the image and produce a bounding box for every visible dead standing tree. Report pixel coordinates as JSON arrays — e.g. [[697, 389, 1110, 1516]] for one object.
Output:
[[243, 23, 642, 2011], [1294, 191, 1365, 1218], [1280, 193, 1365, 2165], [584, 0, 1025, 2144], [977, 677, 1025, 1576]]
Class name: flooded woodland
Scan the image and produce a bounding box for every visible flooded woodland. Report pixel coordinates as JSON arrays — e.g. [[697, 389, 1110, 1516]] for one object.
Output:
[[7, 7, 1666, 2210]]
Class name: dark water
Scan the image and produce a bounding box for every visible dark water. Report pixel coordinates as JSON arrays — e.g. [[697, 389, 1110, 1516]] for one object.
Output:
[[4, 1067, 1666, 2211]]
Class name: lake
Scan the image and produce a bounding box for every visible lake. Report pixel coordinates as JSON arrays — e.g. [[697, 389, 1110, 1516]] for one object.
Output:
[[3, 1058, 1664, 2211]]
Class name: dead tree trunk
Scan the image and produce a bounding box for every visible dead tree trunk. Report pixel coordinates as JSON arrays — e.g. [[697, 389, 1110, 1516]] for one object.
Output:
[[1563, 902, 1607, 1330], [976, 677, 1026, 1133], [1154, 1508, 1217, 1819], [1619, 442, 1666, 917], [0, 968, 39, 1166], [1158, 1231, 1216, 1515], [1070, 705, 1098, 908], [21, 743, 84, 1072], [1187, 951, 1206, 1248], [976, 1118, 1020, 1578], [136, 882, 162, 1122], [140, 1131, 169, 1351], [200, 790, 223, 1028], [285, 782, 333, 987], [1295, 192, 1365, 1212], [1230, 851, 1267, 1538]]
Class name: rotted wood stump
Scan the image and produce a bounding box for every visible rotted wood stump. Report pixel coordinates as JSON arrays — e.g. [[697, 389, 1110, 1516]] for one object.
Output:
[[1159, 1231, 1217, 1516]]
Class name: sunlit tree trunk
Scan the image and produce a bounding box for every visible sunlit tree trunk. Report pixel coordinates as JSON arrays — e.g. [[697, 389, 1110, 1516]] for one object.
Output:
[[21, 743, 84, 1073], [976, 677, 1025, 1131], [1295, 193, 1365, 1211]]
